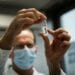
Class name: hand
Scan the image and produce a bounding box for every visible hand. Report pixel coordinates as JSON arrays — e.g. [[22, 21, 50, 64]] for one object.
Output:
[[14, 8, 46, 32], [0, 8, 47, 49], [6, 8, 47, 35], [40, 28, 71, 65]]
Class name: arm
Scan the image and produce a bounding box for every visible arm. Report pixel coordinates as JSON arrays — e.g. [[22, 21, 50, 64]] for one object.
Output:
[[48, 62, 66, 75], [47, 61, 60, 75], [0, 19, 20, 49], [40, 28, 71, 75]]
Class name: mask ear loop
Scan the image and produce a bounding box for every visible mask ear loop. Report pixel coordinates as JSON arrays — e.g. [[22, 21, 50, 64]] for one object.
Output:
[[9, 46, 15, 63]]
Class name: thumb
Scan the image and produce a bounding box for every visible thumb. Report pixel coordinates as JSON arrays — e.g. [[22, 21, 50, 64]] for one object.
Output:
[[39, 32, 50, 48], [47, 29, 55, 36]]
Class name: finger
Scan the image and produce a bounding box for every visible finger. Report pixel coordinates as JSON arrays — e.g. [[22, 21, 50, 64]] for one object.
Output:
[[17, 8, 27, 14], [15, 17, 35, 32], [40, 32, 50, 48], [47, 29, 55, 36], [58, 32, 71, 41], [18, 8, 36, 14], [17, 12, 40, 21], [47, 29, 61, 49], [59, 41, 71, 54], [9, 47, 14, 62], [17, 17, 34, 25], [52, 33, 70, 51], [18, 8, 47, 21], [56, 41, 71, 58], [51, 38, 62, 50], [54, 28, 68, 36], [36, 11, 47, 20], [18, 8, 39, 19]]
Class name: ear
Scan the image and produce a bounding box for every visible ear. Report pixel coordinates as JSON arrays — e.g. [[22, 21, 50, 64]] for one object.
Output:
[[34, 44, 38, 49], [34, 45, 38, 53]]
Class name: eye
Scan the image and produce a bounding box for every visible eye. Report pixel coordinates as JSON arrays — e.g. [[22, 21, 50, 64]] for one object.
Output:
[[26, 43, 34, 48], [16, 44, 24, 49]]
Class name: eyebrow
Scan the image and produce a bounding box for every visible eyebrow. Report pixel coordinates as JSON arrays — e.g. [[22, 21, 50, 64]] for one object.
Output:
[[17, 42, 34, 46]]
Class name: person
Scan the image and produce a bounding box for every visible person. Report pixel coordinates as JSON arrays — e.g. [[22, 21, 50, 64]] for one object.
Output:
[[0, 8, 71, 75]]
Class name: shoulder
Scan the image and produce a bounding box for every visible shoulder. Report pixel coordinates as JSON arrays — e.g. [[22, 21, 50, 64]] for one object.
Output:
[[60, 69, 66, 75], [33, 68, 45, 75], [0, 49, 9, 75]]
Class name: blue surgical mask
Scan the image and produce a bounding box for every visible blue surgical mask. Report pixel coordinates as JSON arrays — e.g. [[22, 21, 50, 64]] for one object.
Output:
[[14, 46, 37, 70]]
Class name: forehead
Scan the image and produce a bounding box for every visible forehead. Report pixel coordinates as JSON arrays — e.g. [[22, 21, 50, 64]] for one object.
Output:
[[16, 30, 34, 44]]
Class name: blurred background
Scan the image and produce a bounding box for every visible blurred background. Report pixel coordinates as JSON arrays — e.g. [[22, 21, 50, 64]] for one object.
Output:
[[0, 0, 75, 75]]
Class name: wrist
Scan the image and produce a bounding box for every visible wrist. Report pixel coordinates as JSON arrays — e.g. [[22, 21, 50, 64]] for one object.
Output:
[[0, 36, 13, 50], [50, 63, 60, 75], [47, 60, 60, 69], [47, 59, 61, 75], [0, 25, 17, 49], [47, 58, 59, 66]]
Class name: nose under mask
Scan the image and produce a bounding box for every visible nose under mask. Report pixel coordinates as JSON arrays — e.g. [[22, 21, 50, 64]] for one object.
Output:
[[14, 46, 37, 70]]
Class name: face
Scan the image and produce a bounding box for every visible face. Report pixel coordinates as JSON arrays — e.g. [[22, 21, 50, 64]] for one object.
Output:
[[15, 30, 35, 49]]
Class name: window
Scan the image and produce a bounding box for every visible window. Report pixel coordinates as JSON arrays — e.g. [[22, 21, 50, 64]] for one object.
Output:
[[61, 8, 75, 75]]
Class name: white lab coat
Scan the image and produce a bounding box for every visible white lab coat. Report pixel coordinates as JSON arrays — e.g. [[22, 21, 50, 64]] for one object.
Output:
[[4, 58, 66, 75]]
